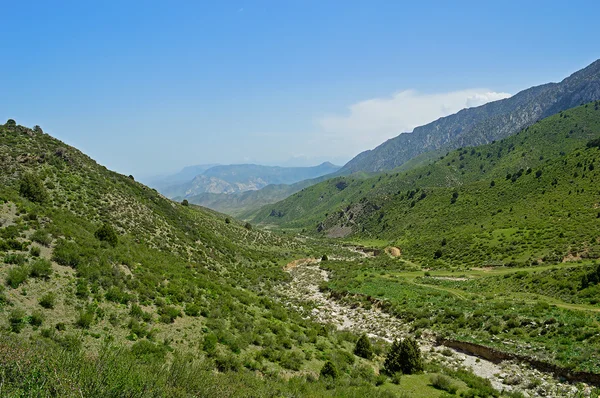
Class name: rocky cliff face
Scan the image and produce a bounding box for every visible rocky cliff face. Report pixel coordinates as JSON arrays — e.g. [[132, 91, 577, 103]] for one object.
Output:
[[340, 59, 600, 174]]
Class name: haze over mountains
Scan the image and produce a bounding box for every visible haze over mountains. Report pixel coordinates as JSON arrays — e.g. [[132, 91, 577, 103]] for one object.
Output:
[[151, 162, 340, 198], [158, 60, 600, 219]]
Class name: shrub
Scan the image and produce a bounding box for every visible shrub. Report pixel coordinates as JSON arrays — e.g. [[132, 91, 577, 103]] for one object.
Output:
[[105, 286, 131, 304], [181, 199, 189, 206], [76, 310, 94, 329], [94, 223, 118, 247], [6, 266, 30, 288], [131, 340, 166, 361], [39, 292, 56, 309], [9, 309, 25, 333], [351, 364, 376, 383], [587, 138, 600, 149], [321, 255, 328, 261], [354, 334, 373, 359], [383, 337, 423, 375], [4, 254, 27, 265], [280, 350, 305, 371], [30, 258, 53, 279], [19, 173, 48, 203], [159, 306, 181, 323], [184, 303, 200, 317], [320, 361, 338, 379], [52, 240, 80, 267], [244, 222, 252, 230], [29, 245, 41, 257], [30, 311, 44, 327], [431, 374, 457, 394], [31, 230, 52, 246]]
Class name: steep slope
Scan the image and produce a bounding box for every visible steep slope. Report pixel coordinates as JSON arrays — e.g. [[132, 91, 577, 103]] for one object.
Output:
[[161, 162, 340, 197], [0, 120, 403, 397], [254, 102, 600, 267], [340, 59, 600, 174]]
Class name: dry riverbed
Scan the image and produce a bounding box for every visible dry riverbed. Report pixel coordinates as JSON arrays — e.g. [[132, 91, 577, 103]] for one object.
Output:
[[278, 258, 592, 398]]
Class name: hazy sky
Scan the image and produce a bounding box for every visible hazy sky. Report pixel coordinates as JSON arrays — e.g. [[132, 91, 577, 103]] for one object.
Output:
[[1, 1, 598, 178]]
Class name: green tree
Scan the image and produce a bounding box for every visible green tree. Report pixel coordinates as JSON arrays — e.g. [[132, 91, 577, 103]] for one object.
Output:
[[354, 334, 373, 359], [383, 337, 423, 375], [320, 361, 338, 379], [5, 119, 16, 127], [181, 199, 189, 206], [19, 173, 48, 203], [95, 223, 118, 246]]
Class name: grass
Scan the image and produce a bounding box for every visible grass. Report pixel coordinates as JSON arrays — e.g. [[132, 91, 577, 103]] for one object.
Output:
[[0, 119, 481, 396], [320, 257, 600, 373]]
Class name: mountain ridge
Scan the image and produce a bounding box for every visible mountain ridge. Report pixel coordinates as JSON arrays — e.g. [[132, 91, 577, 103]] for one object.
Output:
[[160, 161, 340, 198], [340, 59, 600, 174]]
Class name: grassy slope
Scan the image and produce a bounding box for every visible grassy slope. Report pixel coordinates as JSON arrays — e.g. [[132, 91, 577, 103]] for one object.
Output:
[[249, 102, 600, 373], [253, 101, 600, 267], [0, 121, 449, 397]]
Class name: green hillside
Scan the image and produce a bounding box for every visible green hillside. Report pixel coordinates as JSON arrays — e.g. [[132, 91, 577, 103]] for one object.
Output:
[[0, 120, 446, 397], [254, 101, 600, 267], [248, 102, 600, 375]]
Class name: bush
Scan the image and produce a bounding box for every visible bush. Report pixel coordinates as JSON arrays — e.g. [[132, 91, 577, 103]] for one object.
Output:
[[19, 173, 48, 203], [184, 303, 200, 317], [587, 138, 600, 149], [6, 266, 30, 288], [4, 254, 27, 265], [320, 361, 338, 379], [181, 199, 189, 206], [244, 222, 252, 230], [94, 223, 118, 247], [131, 340, 166, 361], [431, 374, 457, 394], [354, 334, 373, 359], [30, 311, 44, 327], [280, 350, 305, 371], [30, 246, 41, 257], [52, 240, 80, 267], [31, 230, 52, 246], [76, 310, 94, 329], [383, 337, 423, 375], [159, 306, 181, 323], [30, 258, 53, 279], [105, 286, 131, 304], [39, 292, 56, 309], [9, 309, 25, 333]]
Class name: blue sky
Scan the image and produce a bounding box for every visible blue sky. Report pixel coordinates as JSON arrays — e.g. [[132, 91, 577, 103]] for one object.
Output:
[[1, 1, 598, 178]]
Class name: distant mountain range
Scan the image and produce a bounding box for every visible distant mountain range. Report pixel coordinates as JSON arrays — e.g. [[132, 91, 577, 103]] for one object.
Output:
[[151, 162, 341, 200], [340, 59, 600, 174]]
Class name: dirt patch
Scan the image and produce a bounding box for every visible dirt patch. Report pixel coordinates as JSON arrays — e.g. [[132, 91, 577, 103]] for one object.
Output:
[[284, 258, 318, 271], [562, 253, 582, 263], [385, 246, 401, 257]]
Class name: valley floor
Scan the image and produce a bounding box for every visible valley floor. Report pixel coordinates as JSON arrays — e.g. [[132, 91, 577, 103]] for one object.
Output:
[[279, 253, 593, 397]]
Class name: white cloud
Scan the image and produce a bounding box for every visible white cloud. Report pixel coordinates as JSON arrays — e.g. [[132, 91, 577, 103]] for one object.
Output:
[[316, 89, 511, 154]]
